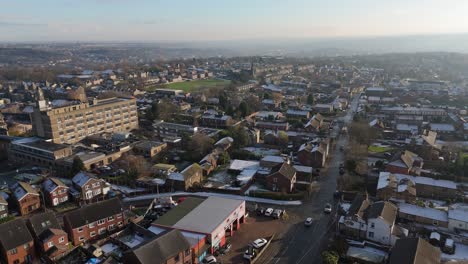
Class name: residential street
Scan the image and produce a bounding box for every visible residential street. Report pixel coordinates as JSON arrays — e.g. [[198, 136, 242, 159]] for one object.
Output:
[[255, 94, 359, 264]]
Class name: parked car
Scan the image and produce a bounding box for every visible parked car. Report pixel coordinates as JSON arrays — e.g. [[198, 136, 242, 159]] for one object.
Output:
[[256, 207, 265, 216], [203, 255, 217, 263], [265, 208, 274, 217], [243, 247, 257, 260], [221, 243, 232, 254], [339, 168, 345, 175], [251, 238, 268, 249], [443, 239, 455, 254], [324, 203, 332, 214], [304, 217, 313, 226], [272, 209, 284, 219]]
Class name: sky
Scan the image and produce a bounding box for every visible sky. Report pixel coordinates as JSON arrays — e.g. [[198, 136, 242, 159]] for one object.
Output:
[[1, 0, 468, 42]]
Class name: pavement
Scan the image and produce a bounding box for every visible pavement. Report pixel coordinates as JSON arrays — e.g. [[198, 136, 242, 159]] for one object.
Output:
[[254, 95, 360, 264]]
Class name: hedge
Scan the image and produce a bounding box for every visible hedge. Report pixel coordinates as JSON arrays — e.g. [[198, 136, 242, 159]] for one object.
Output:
[[249, 191, 305, 201]]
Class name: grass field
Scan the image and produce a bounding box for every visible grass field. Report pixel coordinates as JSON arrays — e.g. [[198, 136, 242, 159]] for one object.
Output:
[[368, 145, 392, 153], [150, 79, 230, 92]]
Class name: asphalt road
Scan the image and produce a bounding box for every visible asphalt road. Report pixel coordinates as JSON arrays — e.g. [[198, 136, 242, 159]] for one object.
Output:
[[255, 95, 360, 264]]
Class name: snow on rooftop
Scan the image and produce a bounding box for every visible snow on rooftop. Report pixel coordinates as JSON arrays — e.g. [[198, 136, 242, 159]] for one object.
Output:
[[398, 202, 448, 222], [261, 155, 285, 163], [378, 172, 457, 190], [229, 160, 260, 171], [442, 243, 468, 262], [167, 172, 184, 181]]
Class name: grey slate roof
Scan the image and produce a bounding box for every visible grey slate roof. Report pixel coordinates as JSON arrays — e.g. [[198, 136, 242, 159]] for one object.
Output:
[[389, 238, 440, 264], [122, 229, 191, 264], [0, 219, 33, 250], [63, 198, 123, 228], [28, 212, 63, 241]]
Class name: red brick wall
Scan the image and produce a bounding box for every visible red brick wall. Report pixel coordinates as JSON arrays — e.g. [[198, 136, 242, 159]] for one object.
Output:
[[66, 212, 124, 245], [41, 234, 68, 253], [47, 186, 69, 207], [266, 173, 293, 193], [2, 241, 35, 264], [386, 165, 409, 175]]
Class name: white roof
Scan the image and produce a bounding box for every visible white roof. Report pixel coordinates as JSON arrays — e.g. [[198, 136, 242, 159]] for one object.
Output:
[[293, 165, 313, 173], [398, 202, 448, 222], [430, 123, 455, 132], [237, 170, 256, 184], [396, 124, 418, 132], [167, 172, 184, 181], [377, 172, 457, 190], [172, 197, 244, 234], [229, 160, 259, 171], [448, 208, 468, 222], [261, 155, 284, 163]]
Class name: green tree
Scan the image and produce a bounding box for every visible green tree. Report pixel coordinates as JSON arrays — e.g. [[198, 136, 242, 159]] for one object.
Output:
[[238, 101, 250, 118], [277, 131, 289, 147], [375, 160, 385, 170], [346, 159, 357, 172], [146, 101, 160, 121], [219, 151, 231, 165], [321, 251, 339, 264], [307, 93, 314, 105], [71, 156, 85, 175]]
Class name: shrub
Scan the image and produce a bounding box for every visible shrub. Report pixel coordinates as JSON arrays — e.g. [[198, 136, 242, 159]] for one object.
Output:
[[249, 191, 305, 201], [321, 251, 339, 264]]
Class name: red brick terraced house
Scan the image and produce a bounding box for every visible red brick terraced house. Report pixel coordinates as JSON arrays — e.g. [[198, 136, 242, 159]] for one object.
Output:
[[63, 198, 125, 245], [27, 212, 69, 260], [42, 178, 69, 207], [0, 219, 35, 264]]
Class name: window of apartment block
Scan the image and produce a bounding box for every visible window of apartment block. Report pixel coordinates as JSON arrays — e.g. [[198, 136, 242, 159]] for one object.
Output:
[[79, 236, 84, 241], [78, 227, 83, 232], [89, 222, 95, 228], [98, 228, 106, 235], [108, 224, 115, 231], [108, 216, 114, 221], [9, 248, 17, 255], [98, 219, 105, 225], [368, 232, 374, 238], [47, 242, 53, 248], [370, 223, 375, 228], [90, 231, 96, 237]]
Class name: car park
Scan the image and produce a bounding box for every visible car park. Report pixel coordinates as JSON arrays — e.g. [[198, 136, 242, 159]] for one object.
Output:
[[304, 217, 313, 226], [251, 238, 268, 249], [264, 208, 274, 216], [324, 203, 332, 214]]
